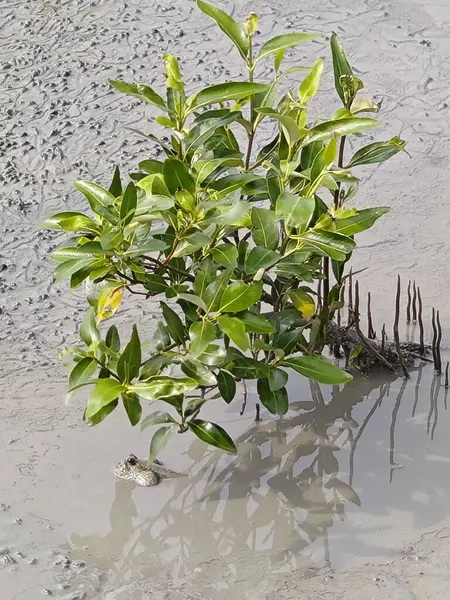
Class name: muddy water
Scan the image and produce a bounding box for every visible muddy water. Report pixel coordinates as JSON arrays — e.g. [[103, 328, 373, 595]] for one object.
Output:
[[2, 0, 450, 597]]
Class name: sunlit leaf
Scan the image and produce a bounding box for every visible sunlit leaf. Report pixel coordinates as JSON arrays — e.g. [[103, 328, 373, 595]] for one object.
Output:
[[334, 207, 390, 236], [298, 58, 324, 104], [289, 289, 316, 318], [217, 315, 249, 351], [251, 207, 279, 250], [244, 247, 280, 274], [85, 379, 124, 420], [276, 192, 315, 232], [302, 118, 379, 146], [283, 355, 352, 384], [188, 82, 268, 111], [109, 79, 166, 109], [346, 138, 407, 168], [68, 357, 97, 392], [130, 376, 197, 400], [219, 280, 263, 313], [189, 320, 216, 358], [256, 33, 319, 64], [197, 0, 249, 60], [330, 33, 353, 106]]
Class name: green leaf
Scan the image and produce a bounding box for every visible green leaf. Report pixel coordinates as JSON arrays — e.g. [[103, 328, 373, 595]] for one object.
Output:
[[276, 251, 311, 279], [140, 354, 173, 380], [184, 397, 208, 419], [334, 207, 390, 236], [105, 325, 120, 353], [217, 315, 249, 351], [195, 156, 242, 184], [188, 82, 268, 111], [256, 33, 319, 64], [73, 181, 117, 222], [244, 247, 280, 274], [208, 173, 262, 196], [196, 344, 227, 367], [298, 58, 324, 103], [161, 302, 186, 346], [68, 357, 97, 392], [189, 320, 216, 358], [257, 379, 288, 415], [283, 355, 353, 384], [85, 379, 124, 420], [141, 411, 176, 431], [188, 419, 236, 453], [251, 207, 279, 250], [219, 281, 262, 314], [130, 376, 197, 400], [289, 289, 316, 318], [138, 159, 164, 174], [181, 358, 217, 386], [346, 137, 407, 168], [350, 98, 380, 114], [217, 370, 236, 403], [51, 242, 106, 262], [117, 325, 141, 383], [203, 268, 232, 312], [268, 367, 289, 391], [300, 229, 356, 260], [276, 192, 315, 232], [80, 307, 100, 347], [109, 79, 166, 109], [176, 293, 208, 313], [330, 33, 353, 105], [237, 311, 275, 334], [109, 166, 122, 197], [211, 244, 238, 268], [42, 212, 99, 233], [194, 257, 216, 299], [227, 349, 269, 379], [256, 108, 301, 147], [122, 393, 142, 426], [197, 0, 249, 59], [187, 112, 241, 153], [163, 159, 196, 197], [85, 399, 119, 425], [120, 182, 137, 225], [54, 258, 98, 282], [148, 426, 175, 464], [302, 118, 379, 146]]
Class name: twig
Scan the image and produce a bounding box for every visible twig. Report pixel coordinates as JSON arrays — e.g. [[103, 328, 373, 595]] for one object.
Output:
[[445, 362, 449, 390], [142, 255, 195, 281], [353, 317, 396, 372], [337, 281, 345, 327], [432, 307, 438, 370], [436, 309, 442, 373], [354, 280, 360, 325], [240, 379, 248, 416], [412, 281, 417, 321], [347, 269, 353, 325], [406, 280, 411, 323], [255, 403, 261, 422], [417, 286, 424, 354], [394, 275, 409, 378], [367, 291, 376, 339]]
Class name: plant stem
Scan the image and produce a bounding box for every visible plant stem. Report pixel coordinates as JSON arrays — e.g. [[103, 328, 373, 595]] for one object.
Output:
[[323, 136, 348, 304], [244, 38, 255, 171]]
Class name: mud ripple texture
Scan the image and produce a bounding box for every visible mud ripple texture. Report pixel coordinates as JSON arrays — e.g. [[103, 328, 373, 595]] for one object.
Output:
[[1, 0, 450, 598]]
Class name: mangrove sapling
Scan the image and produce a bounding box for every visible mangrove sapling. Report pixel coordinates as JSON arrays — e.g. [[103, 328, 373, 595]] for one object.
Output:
[[43, 0, 407, 462]]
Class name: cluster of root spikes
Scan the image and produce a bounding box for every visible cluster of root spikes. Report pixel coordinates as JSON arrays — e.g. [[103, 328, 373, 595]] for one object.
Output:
[[327, 273, 446, 378]]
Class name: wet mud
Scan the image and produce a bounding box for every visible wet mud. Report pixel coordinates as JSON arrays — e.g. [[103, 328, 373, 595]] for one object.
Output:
[[2, 0, 450, 598]]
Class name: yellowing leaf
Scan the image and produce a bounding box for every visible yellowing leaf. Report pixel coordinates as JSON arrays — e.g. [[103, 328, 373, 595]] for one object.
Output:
[[289, 289, 316, 319], [97, 285, 125, 324]]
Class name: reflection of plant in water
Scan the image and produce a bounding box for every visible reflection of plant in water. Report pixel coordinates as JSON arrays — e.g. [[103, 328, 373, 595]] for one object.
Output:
[[72, 374, 406, 581]]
